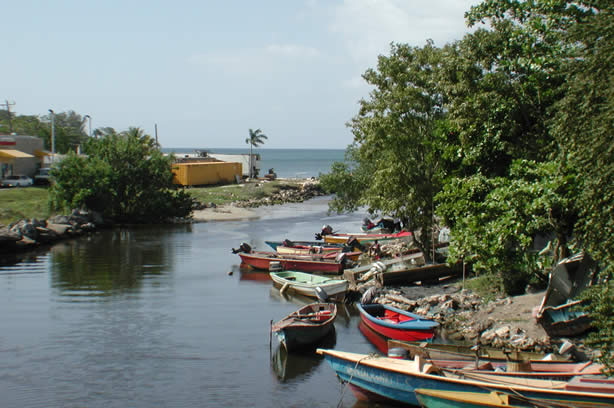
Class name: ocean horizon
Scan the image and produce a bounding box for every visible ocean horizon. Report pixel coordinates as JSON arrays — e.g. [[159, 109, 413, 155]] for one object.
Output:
[[162, 147, 346, 179]]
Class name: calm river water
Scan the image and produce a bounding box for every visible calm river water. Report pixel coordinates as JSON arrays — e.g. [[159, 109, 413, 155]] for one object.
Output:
[[0, 197, 390, 408]]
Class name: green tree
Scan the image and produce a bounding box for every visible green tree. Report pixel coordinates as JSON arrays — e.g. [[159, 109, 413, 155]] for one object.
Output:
[[50, 127, 194, 222], [322, 41, 449, 257], [548, 0, 614, 374], [245, 128, 268, 178]]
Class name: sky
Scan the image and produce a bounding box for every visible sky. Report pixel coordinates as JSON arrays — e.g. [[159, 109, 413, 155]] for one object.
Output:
[[3, 0, 480, 149]]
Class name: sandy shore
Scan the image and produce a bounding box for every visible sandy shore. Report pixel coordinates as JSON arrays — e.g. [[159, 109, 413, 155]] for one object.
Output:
[[191, 204, 259, 222]]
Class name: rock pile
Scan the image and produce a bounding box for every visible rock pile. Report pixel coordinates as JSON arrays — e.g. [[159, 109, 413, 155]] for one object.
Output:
[[237, 179, 325, 208], [0, 209, 104, 254], [371, 289, 556, 353]]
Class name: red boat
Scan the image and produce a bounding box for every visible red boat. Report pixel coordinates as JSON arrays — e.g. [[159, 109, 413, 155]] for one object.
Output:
[[357, 303, 438, 343], [238, 251, 357, 274]]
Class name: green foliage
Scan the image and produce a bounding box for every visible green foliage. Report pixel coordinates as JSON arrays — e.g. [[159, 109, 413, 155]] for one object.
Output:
[[0, 109, 90, 154], [322, 41, 449, 256], [245, 128, 267, 148], [49, 127, 194, 222], [437, 160, 576, 294], [549, 0, 614, 372], [461, 274, 505, 303]]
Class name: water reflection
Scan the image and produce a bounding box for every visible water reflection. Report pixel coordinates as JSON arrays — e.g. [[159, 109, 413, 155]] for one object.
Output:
[[270, 330, 336, 382], [49, 226, 191, 297]]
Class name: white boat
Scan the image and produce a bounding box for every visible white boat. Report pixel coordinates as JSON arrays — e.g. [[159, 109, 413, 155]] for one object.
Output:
[[269, 271, 349, 302]]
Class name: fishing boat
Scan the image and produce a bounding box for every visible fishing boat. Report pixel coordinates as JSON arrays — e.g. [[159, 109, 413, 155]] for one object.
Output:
[[271, 303, 337, 352], [415, 388, 541, 408], [387, 340, 573, 363], [274, 245, 349, 257], [238, 251, 357, 274], [357, 303, 438, 342], [316, 349, 614, 407], [536, 253, 598, 337], [269, 271, 349, 302], [265, 240, 353, 252], [321, 231, 412, 245]]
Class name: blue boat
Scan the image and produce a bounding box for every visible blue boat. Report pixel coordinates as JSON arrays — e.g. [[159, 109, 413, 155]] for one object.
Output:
[[316, 349, 614, 407]]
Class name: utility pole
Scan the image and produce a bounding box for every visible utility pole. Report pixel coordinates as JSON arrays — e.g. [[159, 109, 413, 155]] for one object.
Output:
[[2, 100, 16, 133]]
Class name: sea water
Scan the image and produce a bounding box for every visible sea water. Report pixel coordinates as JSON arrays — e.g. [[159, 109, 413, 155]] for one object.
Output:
[[162, 147, 346, 179]]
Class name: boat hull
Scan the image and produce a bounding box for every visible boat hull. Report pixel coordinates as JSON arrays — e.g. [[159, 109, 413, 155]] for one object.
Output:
[[357, 303, 437, 343], [239, 252, 344, 274], [272, 303, 337, 352], [318, 349, 614, 407], [269, 271, 349, 301]]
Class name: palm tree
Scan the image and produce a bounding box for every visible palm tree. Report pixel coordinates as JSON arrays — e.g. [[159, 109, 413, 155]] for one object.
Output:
[[245, 128, 268, 178]]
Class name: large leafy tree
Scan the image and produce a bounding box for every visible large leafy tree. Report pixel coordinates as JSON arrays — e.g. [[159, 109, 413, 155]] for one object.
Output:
[[549, 0, 614, 373], [322, 41, 450, 257], [245, 128, 267, 178], [50, 127, 194, 222]]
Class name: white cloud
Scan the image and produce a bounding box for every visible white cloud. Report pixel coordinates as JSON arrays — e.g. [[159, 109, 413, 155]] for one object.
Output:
[[330, 0, 478, 63]]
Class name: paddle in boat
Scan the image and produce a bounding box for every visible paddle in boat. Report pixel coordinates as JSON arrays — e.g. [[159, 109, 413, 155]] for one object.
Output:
[[269, 271, 349, 302], [271, 303, 337, 352]]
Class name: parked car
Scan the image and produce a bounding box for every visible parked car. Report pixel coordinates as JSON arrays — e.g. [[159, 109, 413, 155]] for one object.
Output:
[[34, 167, 52, 185], [1, 175, 33, 187]]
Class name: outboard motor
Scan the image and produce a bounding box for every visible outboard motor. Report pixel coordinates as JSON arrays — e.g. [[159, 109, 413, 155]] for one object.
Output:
[[346, 236, 365, 252], [321, 225, 334, 236], [231, 242, 252, 254], [315, 286, 329, 302]]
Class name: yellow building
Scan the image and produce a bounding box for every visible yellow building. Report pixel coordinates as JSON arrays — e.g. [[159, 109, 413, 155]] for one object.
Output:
[[172, 161, 242, 186]]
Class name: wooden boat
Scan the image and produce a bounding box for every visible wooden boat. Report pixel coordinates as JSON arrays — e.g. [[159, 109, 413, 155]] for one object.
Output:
[[271, 303, 337, 352], [387, 340, 573, 363], [274, 245, 348, 257], [321, 231, 412, 245], [357, 303, 438, 342], [536, 253, 598, 337], [344, 252, 459, 287], [238, 251, 358, 274], [265, 240, 348, 252], [316, 349, 614, 407], [415, 388, 540, 408], [387, 341, 603, 379], [269, 271, 349, 302]]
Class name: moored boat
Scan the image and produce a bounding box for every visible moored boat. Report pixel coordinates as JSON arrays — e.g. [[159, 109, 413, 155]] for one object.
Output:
[[317, 349, 614, 407], [321, 231, 412, 245], [357, 303, 438, 342], [271, 303, 337, 352], [238, 251, 357, 274], [415, 388, 537, 408], [269, 271, 349, 302]]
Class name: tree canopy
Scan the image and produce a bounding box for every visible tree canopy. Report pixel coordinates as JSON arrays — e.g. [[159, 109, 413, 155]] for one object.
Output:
[[49, 127, 193, 223], [322, 0, 614, 371]]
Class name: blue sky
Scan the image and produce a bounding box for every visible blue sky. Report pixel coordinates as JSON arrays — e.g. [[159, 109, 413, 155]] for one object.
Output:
[[3, 0, 479, 149]]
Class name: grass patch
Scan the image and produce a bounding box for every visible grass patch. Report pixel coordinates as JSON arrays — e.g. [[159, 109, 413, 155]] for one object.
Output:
[[0, 187, 54, 226], [0, 180, 306, 226], [186, 180, 302, 206], [459, 274, 505, 302]]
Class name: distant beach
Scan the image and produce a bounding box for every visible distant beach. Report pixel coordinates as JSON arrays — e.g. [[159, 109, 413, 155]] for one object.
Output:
[[162, 147, 346, 179]]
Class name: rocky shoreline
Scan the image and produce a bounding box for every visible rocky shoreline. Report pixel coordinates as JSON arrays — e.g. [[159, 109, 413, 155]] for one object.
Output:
[[0, 180, 595, 360], [367, 283, 595, 360]]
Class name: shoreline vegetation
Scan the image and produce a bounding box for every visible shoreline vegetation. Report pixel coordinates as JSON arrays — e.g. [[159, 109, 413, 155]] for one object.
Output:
[[0, 178, 597, 360]]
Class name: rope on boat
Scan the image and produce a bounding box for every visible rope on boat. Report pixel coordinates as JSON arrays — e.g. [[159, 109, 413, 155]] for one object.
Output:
[[336, 353, 379, 408], [448, 368, 583, 408]]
